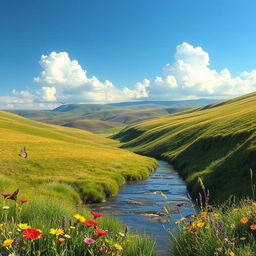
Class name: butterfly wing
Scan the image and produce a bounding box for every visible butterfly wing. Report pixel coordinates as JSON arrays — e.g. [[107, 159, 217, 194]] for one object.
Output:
[[7, 189, 19, 201]]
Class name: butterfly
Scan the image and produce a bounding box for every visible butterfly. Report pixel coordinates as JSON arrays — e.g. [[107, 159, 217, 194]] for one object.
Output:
[[18, 147, 27, 158], [7, 189, 19, 201]]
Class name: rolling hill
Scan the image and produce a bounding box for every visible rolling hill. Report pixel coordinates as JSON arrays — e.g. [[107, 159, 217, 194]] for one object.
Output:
[[0, 110, 157, 204], [8, 103, 194, 132], [114, 92, 256, 202]]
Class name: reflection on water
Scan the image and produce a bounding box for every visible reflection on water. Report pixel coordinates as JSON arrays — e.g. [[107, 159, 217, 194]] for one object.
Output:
[[89, 161, 195, 256]]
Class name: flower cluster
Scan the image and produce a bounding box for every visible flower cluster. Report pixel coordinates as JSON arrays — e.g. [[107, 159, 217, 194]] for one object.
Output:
[[0, 191, 128, 256]]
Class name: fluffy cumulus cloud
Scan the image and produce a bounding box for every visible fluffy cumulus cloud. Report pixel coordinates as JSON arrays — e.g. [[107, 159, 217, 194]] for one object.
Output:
[[2, 43, 256, 109], [150, 42, 256, 99]]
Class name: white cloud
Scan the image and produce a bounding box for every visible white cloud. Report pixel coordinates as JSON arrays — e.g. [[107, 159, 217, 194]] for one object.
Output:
[[2, 43, 256, 109], [34, 51, 149, 103], [40, 87, 56, 101], [154, 42, 256, 99]]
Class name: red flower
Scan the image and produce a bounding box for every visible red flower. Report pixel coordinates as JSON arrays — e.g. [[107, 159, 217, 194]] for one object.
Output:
[[20, 200, 28, 204], [95, 228, 108, 236], [85, 220, 99, 227], [23, 228, 41, 240], [91, 211, 101, 218]]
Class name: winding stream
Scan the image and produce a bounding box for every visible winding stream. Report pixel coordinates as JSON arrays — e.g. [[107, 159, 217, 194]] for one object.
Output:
[[90, 161, 195, 255]]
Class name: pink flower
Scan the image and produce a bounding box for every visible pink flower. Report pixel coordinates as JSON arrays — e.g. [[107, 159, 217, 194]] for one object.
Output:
[[84, 237, 95, 245], [99, 246, 112, 252], [1, 193, 10, 198], [91, 211, 101, 218]]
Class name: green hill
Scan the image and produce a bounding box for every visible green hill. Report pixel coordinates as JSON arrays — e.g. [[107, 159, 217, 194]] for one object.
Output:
[[114, 92, 256, 202], [8, 104, 191, 132], [0, 110, 157, 204]]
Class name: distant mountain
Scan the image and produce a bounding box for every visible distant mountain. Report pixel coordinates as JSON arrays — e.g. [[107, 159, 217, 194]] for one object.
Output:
[[108, 99, 217, 107], [6, 98, 218, 133]]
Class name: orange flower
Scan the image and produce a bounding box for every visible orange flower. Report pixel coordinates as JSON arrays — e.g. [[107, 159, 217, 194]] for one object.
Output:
[[240, 217, 248, 224], [250, 224, 256, 230]]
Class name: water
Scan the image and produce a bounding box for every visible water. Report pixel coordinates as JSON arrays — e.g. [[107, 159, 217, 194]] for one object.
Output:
[[90, 161, 195, 255]]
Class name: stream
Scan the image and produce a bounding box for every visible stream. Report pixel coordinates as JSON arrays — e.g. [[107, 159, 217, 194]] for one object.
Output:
[[90, 161, 195, 255]]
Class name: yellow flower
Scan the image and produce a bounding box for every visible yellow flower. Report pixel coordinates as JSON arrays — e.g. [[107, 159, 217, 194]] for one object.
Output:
[[252, 202, 256, 207], [212, 213, 220, 217], [240, 217, 249, 224], [49, 228, 64, 236], [195, 220, 205, 228], [17, 224, 30, 230], [74, 214, 86, 222], [3, 206, 9, 210], [0, 224, 4, 228], [229, 252, 235, 256], [200, 212, 208, 217], [3, 239, 13, 247], [180, 217, 187, 221], [175, 221, 180, 225], [58, 238, 65, 243], [114, 243, 123, 251]]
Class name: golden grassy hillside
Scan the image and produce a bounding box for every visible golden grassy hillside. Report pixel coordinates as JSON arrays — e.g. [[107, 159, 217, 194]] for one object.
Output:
[[0, 110, 157, 204]]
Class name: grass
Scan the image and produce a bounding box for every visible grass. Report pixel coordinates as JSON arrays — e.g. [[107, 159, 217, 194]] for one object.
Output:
[[114, 92, 256, 202], [0, 110, 158, 255]]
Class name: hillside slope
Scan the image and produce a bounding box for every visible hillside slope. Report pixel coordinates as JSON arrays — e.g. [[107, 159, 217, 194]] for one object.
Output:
[[114, 92, 256, 202], [8, 104, 191, 132], [0, 111, 157, 203]]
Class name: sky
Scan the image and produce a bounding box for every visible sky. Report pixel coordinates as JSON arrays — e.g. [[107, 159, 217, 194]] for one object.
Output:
[[1, 0, 256, 109]]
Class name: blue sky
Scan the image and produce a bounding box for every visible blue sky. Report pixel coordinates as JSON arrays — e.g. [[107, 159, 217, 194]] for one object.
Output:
[[1, 0, 256, 108]]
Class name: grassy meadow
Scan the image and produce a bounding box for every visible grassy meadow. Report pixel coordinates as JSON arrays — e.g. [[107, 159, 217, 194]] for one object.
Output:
[[0, 110, 158, 255], [114, 92, 256, 202]]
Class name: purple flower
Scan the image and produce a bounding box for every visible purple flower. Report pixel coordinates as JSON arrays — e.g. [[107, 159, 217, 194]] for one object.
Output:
[[0, 193, 10, 198], [84, 237, 95, 245]]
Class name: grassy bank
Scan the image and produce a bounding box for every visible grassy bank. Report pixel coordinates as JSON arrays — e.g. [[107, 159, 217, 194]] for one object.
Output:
[[114, 92, 256, 202], [0, 110, 158, 254]]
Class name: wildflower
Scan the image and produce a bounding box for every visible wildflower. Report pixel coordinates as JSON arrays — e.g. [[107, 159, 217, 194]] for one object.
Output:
[[114, 243, 123, 251], [252, 202, 256, 207], [58, 238, 65, 243], [64, 234, 71, 238], [91, 211, 101, 218], [240, 217, 248, 224], [85, 220, 99, 227], [3, 206, 9, 210], [180, 217, 187, 221], [20, 200, 28, 204], [95, 228, 108, 236], [212, 213, 220, 217], [49, 228, 64, 236], [84, 238, 95, 245], [18, 224, 31, 230], [3, 239, 13, 247], [99, 247, 112, 252], [74, 214, 86, 222], [229, 252, 235, 256], [250, 224, 256, 230], [200, 212, 208, 217], [175, 221, 180, 225], [1, 193, 10, 198], [196, 220, 205, 228], [0, 224, 4, 228], [23, 228, 41, 240]]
